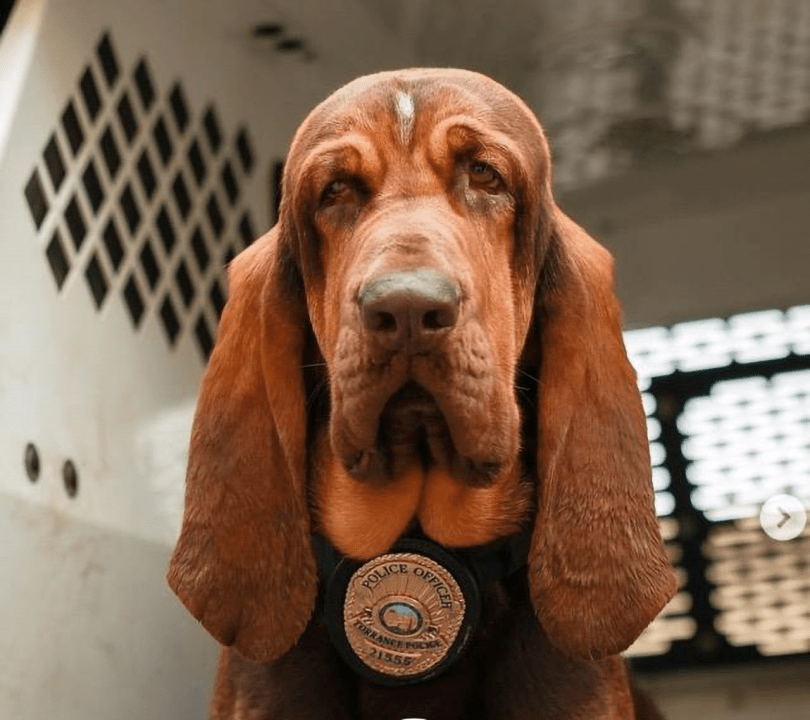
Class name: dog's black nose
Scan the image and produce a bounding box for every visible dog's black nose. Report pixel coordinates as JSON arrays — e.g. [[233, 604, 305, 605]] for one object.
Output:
[[359, 270, 460, 351]]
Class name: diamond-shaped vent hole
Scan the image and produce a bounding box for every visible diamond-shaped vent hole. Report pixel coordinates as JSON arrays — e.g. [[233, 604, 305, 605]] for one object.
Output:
[[85, 252, 108, 309], [82, 159, 104, 215], [46, 230, 70, 290], [102, 217, 124, 271], [139, 240, 160, 290], [195, 315, 214, 360], [175, 260, 195, 308], [117, 92, 138, 145], [236, 128, 254, 173], [43, 134, 66, 192], [80, 66, 102, 122], [136, 149, 157, 200], [61, 100, 84, 156], [123, 274, 145, 328], [25, 170, 48, 230], [120, 184, 140, 235], [97, 33, 119, 88], [64, 195, 87, 249], [188, 139, 206, 186], [134, 58, 155, 111], [190, 226, 210, 272], [169, 83, 189, 132], [203, 106, 222, 153], [100, 125, 121, 179], [156, 206, 176, 254], [160, 295, 181, 345]]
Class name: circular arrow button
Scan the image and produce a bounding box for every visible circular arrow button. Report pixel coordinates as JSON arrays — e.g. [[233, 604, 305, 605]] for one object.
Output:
[[760, 494, 807, 541]]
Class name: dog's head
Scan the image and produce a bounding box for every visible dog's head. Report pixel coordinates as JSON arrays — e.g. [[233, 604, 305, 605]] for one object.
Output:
[[168, 69, 676, 664]]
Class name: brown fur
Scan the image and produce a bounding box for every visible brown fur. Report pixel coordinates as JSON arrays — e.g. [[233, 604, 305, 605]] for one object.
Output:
[[168, 69, 677, 719]]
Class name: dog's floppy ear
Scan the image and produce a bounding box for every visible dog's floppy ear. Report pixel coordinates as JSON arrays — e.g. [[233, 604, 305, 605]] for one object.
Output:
[[167, 228, 317, 664], [527, 209, 677, 659]]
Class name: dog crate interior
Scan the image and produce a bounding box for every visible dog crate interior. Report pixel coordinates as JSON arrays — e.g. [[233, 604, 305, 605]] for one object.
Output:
[[2, 1, 809, 719]]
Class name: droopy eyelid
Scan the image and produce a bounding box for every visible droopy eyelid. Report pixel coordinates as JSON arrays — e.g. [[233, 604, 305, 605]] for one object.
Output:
[[297, 133, 381, 199], [431, 119, 518, 189]]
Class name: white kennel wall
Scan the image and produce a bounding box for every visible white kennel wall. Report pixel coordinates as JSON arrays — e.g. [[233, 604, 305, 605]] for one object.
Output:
[[0, 1, 413, 718]]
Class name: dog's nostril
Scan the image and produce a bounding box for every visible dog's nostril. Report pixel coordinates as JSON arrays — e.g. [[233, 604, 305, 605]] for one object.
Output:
[[423, 310, 442, 330], [376, 311, 397, 332], [363, 309, 398, 334], [423, 306, 457, 331]]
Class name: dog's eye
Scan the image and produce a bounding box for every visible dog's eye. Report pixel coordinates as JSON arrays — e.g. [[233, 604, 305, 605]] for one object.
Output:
[[320, 179, 353, 206], [468, 160, 504, 192]]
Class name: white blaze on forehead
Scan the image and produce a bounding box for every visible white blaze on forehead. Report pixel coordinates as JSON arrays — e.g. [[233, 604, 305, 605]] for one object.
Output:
[[395, 90, 415, 143]]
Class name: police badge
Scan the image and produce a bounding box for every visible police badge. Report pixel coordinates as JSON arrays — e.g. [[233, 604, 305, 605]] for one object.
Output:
[[323, 539, 481, 685]]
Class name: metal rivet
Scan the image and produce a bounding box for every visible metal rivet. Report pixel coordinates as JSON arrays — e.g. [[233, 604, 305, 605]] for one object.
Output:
[[252, 23, 284, 37], [277, 38, 303, 53], [62, 459, 79, 498], [24, 443, 40, 482]]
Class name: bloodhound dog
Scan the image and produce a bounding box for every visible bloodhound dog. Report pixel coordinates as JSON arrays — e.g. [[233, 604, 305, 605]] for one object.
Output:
[[168, 69, 677, 719]]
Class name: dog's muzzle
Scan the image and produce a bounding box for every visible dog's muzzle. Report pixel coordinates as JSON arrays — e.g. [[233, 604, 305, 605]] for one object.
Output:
[[315, 533, 529, 686]]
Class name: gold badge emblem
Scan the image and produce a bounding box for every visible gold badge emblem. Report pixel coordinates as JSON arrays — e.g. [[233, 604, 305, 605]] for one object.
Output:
[[343, 551, 467, 679]]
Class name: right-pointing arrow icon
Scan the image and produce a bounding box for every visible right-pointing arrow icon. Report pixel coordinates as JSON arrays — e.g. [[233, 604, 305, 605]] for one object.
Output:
[[760, 494, 807, 541]]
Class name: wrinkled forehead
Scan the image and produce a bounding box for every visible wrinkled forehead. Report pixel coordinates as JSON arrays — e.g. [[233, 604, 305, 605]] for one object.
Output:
[[287, 69, 548, 167]]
